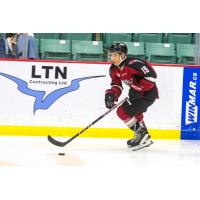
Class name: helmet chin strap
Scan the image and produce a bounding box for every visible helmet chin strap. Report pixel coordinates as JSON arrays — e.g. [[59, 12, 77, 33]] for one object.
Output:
[[117, 55, 127, 67]]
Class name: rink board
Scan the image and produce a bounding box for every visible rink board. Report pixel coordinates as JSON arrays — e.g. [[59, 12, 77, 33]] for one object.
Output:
[[0, 59, 198, 139], [181, 66, 200, 139], [0, 126, 180, 139]]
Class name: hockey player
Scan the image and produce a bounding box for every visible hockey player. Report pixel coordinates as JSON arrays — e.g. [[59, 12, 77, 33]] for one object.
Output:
[[105, 43, 159, 151]]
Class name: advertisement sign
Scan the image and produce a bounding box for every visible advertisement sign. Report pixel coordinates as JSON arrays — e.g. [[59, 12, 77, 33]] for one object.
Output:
[[181, 67, 200, 139], [0, 60, 184, 139]]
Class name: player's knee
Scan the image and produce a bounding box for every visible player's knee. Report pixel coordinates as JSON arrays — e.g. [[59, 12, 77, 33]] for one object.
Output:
[[135, 113, 144, 122], [117, 106, 130, 121]]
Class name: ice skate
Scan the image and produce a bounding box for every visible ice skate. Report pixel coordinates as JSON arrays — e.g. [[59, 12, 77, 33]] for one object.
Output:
[[127, 124, 153, 151]]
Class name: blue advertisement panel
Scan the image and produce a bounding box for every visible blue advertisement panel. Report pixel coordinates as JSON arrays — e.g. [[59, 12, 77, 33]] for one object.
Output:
[[181, 67, 200, 139]]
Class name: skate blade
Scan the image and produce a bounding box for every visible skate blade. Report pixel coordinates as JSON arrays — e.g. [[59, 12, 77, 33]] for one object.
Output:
[[131, 140, 153, 151]]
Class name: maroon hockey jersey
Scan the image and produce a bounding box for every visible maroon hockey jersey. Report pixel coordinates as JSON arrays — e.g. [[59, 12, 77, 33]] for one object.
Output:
[[106, 57, 159, 100]]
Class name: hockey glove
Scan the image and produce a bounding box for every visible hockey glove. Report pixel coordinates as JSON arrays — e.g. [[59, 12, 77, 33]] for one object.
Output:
[[105, 92, 115, 109]]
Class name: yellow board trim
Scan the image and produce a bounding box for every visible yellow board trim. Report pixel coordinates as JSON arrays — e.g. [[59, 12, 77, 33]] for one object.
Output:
[[0, 126, 180, 140]]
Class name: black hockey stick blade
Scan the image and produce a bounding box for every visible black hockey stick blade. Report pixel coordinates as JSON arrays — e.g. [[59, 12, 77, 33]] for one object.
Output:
[[47, 135, 67, 147]]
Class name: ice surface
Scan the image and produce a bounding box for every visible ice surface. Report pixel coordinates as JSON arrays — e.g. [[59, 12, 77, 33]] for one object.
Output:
[[0, 136, 200, 166], [0, 136, 199, 200]]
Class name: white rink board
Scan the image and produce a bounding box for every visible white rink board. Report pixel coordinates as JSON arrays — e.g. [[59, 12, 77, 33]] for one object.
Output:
[[0, 60, 183, 130]]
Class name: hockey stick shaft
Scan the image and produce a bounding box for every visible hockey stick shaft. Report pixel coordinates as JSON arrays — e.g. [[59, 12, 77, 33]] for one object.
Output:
[[48, 97, 128, 147]]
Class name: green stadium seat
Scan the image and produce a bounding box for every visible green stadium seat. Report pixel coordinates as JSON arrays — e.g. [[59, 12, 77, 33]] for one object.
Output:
[[34, 33, 60, 40], [40, 39, 71, 60], [122, 42, 145, 59], [134, 33, 163, 43], [103, 33, 132, 48], [72, 40, 103, 61], [176, 44, 195, 64], [166, 33, 192, 44], [34, 38, 39, 48], [34, 38, 40, 57], [192, 33, 196, 44], [0, 33, 6, 38], [65, 33, 93, 41], [146, 43, 176, 64]]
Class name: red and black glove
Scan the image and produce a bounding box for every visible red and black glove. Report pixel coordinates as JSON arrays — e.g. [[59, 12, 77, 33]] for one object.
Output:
[[105, 90, 116, 109]]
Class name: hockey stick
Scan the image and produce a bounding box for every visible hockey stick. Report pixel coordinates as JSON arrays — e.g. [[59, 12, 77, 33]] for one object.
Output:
[[47, 97, 128, 147]]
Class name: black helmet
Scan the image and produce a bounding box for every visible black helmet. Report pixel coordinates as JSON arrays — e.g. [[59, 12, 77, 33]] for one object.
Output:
[[110, 42, 128, 55]]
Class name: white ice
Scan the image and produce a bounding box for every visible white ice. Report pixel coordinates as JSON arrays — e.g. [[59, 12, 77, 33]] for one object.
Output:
[[0, 136, 199, 200]]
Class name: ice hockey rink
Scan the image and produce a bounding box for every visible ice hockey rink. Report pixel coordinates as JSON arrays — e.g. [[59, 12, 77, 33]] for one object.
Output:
[[1, 136, 200, 167], [0, 136, 200, 200]]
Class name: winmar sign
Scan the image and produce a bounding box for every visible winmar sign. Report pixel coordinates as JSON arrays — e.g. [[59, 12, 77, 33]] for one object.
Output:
[[185, 72, 198, 125], [181, 67, 200, 140]]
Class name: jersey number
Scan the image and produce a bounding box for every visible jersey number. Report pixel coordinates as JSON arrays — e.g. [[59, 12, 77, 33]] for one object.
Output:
[[141, 66, 149, 74]]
